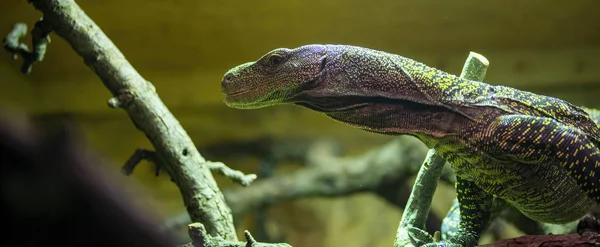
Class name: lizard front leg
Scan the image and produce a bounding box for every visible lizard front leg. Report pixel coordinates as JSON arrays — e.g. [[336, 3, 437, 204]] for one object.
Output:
[[441, 199, 461, 241], [442, 197, 510, 242], [426, 176, 493, 247]]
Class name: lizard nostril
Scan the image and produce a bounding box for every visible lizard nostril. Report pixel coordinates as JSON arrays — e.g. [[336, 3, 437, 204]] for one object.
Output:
[[221, 73, 234, 93], [223, 74, 232, 83]]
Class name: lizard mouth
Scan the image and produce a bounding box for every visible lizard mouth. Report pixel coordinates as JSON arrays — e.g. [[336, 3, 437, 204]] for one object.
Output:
[[225, 82, 276, 100], [227, 88, 252, 97]]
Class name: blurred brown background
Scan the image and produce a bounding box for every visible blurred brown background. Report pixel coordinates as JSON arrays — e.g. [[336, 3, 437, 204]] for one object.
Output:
[[1, 1, 599, 246]]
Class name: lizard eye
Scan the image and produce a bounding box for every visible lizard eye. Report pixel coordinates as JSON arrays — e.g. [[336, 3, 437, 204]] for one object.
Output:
[[268, 54, 285, 68]]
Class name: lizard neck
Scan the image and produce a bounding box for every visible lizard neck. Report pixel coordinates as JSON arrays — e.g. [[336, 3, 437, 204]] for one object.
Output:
[[396, 56, 492, 106], [291, 47, 491, 141], [295, 95, 475, 142]]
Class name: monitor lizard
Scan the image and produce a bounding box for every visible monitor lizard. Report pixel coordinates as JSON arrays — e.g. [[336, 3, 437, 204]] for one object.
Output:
[[220, 44, 600, 246]]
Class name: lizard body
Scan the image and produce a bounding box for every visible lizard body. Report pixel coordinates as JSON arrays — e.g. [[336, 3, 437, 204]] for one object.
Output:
[[221, 44, 600, 246]]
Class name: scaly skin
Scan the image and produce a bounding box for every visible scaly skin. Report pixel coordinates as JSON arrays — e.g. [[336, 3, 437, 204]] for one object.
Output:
[[441, 110, 600, 241], [221, 44, 600, 246]]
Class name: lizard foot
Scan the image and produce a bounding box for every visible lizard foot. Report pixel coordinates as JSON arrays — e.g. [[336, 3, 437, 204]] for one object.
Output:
[[406, 226, 436, 246], [407, 227, 477, 247], [577, 215, 600, 234], [421, 239, 477, 247], [422, 241, 461, 247]]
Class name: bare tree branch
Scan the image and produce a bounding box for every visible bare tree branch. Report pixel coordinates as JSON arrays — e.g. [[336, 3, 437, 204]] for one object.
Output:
[[223, 136, 453, 216], [9, 0, 244, 240], [186, 223, 291, 247]]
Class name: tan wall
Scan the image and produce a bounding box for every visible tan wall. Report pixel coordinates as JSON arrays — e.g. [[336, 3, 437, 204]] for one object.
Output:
[[1, 0, 599, 246]]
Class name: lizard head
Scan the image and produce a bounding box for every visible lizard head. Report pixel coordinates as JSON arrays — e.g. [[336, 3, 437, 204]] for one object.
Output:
[[221, 45, 328, 109]]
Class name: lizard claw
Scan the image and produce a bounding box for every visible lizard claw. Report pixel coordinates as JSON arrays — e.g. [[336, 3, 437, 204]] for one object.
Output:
[[422, 241, 461, 247], [407, 226, 437, 246]]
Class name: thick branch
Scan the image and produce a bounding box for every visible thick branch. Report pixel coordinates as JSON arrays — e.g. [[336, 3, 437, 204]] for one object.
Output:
[[187, 223, 291, 247], [479, 232, 600, 247], [26, 0, 237, 240]]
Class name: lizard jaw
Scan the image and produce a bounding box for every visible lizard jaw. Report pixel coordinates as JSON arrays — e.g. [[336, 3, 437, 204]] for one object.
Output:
[[224, 87, 285, 109], [223, 82, 274, 109]]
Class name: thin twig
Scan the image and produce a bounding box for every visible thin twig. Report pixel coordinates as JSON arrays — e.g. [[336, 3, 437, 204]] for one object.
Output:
[[2, 20, 52, 74], [206, 161, 257, 187], [122, 148, 159, 176], [396, 149, 448, 247]]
